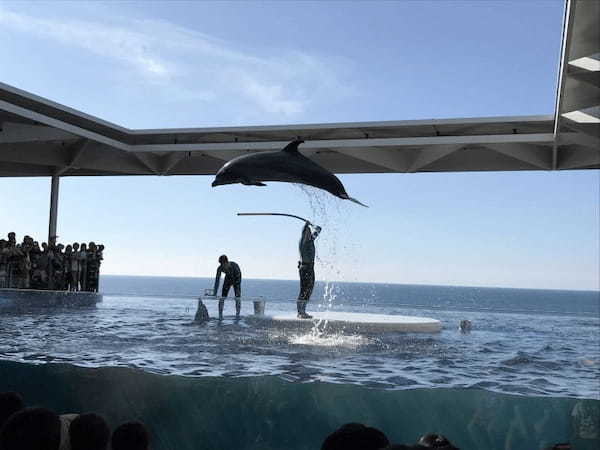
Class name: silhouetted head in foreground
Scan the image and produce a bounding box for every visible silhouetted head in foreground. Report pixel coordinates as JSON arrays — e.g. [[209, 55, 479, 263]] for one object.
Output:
[[0, 407, 61, 450], [69, 413, 110, 450], [417, 433, 459, 449], [0, 392, 24, 429], [111, 422, 150, 450], [321, 423, 389, 450]]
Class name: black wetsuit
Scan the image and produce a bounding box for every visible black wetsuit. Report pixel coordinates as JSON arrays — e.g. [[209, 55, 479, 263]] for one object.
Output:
[[214, 261, 242, 319], [214, 261, 242, 297], [297, 224, 320, 315]]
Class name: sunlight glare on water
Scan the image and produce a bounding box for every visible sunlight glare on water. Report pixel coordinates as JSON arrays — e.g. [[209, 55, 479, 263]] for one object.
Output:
[[280, 330, 373, 348]]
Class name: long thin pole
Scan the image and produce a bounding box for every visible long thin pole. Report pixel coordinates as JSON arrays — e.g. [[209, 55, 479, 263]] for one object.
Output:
[[237, 212, 312, 225], [48, 175, 60, 246]]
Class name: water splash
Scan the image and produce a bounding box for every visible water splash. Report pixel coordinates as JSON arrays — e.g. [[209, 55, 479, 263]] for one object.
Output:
[[291, 184, 365, 340], [287, 331, 371, 348]]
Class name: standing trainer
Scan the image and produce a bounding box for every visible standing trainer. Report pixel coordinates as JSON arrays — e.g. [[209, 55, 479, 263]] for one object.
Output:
[[213, 255, 242, 320], [297, 222, 321, 319]]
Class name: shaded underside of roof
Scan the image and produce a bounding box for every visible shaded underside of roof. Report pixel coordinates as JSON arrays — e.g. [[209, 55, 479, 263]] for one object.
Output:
[[0, 0, 597, 178], [554, 0, 600, 171]]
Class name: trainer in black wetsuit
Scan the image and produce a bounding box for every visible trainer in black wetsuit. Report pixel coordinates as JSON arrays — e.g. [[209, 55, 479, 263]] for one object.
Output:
[[213, 254, 242, 320], [297, 223, 321, 319]]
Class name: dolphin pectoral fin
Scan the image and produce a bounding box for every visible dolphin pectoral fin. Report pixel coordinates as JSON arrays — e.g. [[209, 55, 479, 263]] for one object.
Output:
[[252, 182, 267, 187]]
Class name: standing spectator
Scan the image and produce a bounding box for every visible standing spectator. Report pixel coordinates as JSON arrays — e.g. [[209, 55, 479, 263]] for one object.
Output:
[[96, 245, 104, 292], [70, 243, 80, 291], [0, 234, 104, 292], [86, 243, 99, 293], [6, 233, 20, 288], [47, 243, 57, 290], [18, 243, 32, 289], [63, 245, 73, 291], [79, 243, 88, 292], [54, 244, 65, 290], [0, 240, 8, 288], [37, 243, 50, 290]]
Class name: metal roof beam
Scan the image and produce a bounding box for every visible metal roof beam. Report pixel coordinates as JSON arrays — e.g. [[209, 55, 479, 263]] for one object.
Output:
[[0, 122, 78, 144], [336, 147, 410, 172], [558, 147, 600, 169], [0, 99, 131, 152], [0, 142, 69, 167], [130, 133, 555, 154], [408, 145, 463, 172], [55, 139, 91, 176], [485, 143, 553, 170]]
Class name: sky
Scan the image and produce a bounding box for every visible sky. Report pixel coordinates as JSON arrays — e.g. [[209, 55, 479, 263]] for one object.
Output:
[[0, 1, 598, 290]]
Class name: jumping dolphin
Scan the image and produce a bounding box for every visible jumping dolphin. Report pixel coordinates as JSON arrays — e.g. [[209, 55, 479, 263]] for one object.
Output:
[[211, 139, 368, 207]]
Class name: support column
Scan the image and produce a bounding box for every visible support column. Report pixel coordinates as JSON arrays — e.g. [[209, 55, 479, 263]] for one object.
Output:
[[48, 176, 60, 246]]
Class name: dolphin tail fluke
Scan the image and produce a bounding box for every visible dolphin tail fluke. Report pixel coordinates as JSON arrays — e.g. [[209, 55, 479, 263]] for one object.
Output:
[[241, 179, 267, 186], [347, 196, 369, 208]]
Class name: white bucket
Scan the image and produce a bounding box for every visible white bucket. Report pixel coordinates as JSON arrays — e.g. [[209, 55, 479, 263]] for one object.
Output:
[[253, 300, 265, 315]]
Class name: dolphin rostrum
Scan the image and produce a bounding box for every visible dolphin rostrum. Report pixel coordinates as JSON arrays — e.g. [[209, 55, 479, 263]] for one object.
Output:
[[211, 139, 368, 207]]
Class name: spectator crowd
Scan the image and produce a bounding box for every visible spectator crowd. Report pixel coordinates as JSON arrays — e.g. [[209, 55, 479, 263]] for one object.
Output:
[[0, 232, 104, 292], [0, 392, 149, 450], [1, 391, 574, 450]]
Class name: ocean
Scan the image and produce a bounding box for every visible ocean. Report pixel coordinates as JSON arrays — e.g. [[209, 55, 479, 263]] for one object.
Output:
[[1, 275, 599, 449]]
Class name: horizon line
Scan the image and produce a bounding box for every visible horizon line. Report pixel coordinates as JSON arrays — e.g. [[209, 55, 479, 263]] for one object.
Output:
[[100, 273, 600, 293]]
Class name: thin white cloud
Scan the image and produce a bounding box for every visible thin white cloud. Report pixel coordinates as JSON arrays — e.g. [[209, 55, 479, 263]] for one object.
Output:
[[0, 8, 173, 79], [0, 6, 348, 117]]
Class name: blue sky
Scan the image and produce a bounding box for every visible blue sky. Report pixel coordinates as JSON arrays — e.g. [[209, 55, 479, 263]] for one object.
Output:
[[0, 1, 598, 290]]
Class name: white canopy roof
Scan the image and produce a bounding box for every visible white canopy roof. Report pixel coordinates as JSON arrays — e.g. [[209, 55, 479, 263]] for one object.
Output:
[[0, 0, 597, 178]]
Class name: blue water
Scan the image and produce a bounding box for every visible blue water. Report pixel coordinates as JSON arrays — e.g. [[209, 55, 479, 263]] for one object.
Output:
[[1, 276, 599, 449]]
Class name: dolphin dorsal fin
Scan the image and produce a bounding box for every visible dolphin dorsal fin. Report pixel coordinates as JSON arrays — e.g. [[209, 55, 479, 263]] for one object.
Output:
[[281, 139, 304, 153]]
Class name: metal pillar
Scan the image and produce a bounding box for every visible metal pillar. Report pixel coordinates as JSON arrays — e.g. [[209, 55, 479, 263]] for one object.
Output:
[[48, 176, 60, 246]]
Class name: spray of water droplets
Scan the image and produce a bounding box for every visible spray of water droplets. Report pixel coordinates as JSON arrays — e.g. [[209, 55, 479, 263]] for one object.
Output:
[[292, 184, 363, 338]]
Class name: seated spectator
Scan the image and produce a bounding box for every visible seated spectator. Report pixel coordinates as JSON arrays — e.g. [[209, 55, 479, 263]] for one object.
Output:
[[69, 413, 110, 450], [0, 392, 24, 429], [417, 433, 459, 449], [0, 407, 61, 450], [111, 421, 150, 450], [321, 423, 389, 450]]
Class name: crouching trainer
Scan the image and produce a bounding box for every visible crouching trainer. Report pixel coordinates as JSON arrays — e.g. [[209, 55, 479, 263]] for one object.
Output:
[[213, 255, 242, 320]]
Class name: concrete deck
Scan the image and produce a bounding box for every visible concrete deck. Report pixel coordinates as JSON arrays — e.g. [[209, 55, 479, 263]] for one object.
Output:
[[0, 288, 102, 310]]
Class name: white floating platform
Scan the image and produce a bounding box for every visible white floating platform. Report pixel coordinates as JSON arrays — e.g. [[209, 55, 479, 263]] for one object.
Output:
[[246, 311, 442, 333]]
